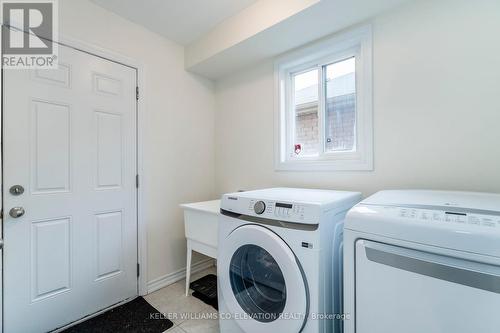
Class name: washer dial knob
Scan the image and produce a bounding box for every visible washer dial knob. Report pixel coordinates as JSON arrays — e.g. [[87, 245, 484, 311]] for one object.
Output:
[[254, 201, 266, 215]]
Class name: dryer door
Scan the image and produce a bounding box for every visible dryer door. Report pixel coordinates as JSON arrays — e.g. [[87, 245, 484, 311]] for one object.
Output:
[[219, 224, 308, 333], [355, 240, 500, 333]]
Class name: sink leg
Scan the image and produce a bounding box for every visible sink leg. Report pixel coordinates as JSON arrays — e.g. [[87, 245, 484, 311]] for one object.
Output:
[[185, 241, 192, 296]]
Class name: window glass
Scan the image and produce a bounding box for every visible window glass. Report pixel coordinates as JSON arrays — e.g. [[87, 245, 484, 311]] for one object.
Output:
[[324, 57, 356, 152], [229, 245, 287, 323], [293, 68, 319, 157]]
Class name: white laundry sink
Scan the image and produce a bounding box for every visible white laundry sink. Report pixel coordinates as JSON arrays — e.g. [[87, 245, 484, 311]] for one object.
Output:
[[180, 199, 220, 296], [181, 199, 220, 250]]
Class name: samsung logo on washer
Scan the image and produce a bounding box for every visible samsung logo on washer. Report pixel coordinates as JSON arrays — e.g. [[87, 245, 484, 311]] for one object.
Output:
[[228, 197, 238, 201]]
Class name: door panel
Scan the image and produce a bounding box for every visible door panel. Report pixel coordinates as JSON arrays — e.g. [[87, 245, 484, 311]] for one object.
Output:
[[93, 72, 123, 96], [33, 63, 71, 87], [3, 43, 137, 333], [95, 111, 123, 189], [95, 211, 123, 280], [32, 100, 71, 193], [31, 217, 71, 301]]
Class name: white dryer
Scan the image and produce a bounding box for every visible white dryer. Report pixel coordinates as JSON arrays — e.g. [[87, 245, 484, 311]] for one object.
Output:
[[344, 190, 500, 333], [218, 188, 361, 333]]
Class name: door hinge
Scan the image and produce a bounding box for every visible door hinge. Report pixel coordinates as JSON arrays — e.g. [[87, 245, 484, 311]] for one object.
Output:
[[136, 86, 139, 100], [136, 174, 139, 188], [137, 263, 140, 277]]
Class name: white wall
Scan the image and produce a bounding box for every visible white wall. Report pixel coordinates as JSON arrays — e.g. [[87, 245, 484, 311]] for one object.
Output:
[[56, 0, 500, 288], [59, 0, 216, 285], [215, 0, 500, 197]]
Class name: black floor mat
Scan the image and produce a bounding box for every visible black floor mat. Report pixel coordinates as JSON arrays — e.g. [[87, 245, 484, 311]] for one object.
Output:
[[61, 297, 173, 333], [190, 274, 218, 310]]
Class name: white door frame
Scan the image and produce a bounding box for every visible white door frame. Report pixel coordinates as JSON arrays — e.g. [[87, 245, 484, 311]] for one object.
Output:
[[0, 34, 149, 300]]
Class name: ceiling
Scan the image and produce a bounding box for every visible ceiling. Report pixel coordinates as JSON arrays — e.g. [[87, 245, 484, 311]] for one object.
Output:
[[90, 0, 258, 45]]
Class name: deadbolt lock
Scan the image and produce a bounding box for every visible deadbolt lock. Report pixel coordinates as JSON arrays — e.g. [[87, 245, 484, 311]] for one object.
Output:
[[9, 185, 24, 196]]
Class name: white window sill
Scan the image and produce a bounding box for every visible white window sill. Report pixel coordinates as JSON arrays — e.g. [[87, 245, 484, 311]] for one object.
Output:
[[275, 158, 373, 172]]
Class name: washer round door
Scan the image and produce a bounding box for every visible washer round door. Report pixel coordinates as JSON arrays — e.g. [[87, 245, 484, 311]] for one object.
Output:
[[219, 224, 308, 333]]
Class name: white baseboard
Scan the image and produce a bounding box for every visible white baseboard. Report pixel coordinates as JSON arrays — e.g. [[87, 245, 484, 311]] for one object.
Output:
[[146, 258, 215, 294]]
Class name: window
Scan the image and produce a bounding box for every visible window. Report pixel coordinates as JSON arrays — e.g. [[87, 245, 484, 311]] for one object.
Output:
[[275, 25, 373, 171]]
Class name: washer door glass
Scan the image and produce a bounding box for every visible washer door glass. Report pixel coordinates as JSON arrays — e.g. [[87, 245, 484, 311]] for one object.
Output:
[[218, 223, 308, 333], [230, 244, 286, 322]]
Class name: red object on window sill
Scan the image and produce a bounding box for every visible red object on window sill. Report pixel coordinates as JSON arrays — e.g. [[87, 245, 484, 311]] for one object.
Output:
[[294, 144, 302, 155]]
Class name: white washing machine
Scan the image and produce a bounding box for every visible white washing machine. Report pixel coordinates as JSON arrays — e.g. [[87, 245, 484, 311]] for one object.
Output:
[[218, 188, 361, 333], [344, 190, 500, 333]]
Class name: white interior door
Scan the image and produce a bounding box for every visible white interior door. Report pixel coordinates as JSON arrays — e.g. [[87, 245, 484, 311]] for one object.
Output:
[[3, 43, 138, 332], [355, 240, 500, 333]]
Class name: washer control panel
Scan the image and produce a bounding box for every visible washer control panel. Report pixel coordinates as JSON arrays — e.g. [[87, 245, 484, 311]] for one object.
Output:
[[397, 207, 500, 228], [221, 194, 322, 225], [247, 199, 307, 221]]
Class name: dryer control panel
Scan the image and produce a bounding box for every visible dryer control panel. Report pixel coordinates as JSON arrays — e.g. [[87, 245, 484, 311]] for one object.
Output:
[[396, 207, 500, 229], [346, 190, 500, 259]]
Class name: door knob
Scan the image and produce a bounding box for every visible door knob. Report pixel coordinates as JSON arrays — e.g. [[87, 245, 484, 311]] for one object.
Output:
[[9, 207, 25, 218]]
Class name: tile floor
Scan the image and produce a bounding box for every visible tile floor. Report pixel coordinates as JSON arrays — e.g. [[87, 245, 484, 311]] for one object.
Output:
[[145, 266, 219, 333]]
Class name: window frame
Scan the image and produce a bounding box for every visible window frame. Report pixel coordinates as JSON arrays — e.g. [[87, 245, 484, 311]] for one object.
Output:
[[274, 25, 373, 171]]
